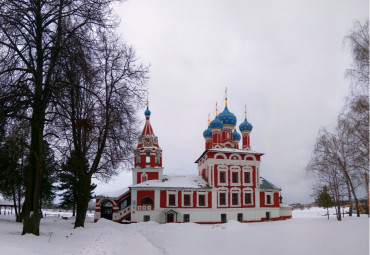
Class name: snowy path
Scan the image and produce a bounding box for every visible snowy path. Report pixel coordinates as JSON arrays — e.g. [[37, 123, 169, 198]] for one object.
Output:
[[0, 208, 368, 255]]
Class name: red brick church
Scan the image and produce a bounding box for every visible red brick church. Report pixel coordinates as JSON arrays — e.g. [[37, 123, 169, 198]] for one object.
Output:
[[94, 94, 292, 223]]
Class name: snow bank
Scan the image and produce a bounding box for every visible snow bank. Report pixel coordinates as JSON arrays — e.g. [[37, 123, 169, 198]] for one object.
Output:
[[0, 207, 368, 255]]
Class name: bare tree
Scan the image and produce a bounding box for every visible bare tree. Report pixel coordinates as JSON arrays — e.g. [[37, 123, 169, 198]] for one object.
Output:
[[344, 19, 369, 215], [307, 129, 348, 221], [52, 32, 148, 228], [344, 20, 369, 89], [0, 0, 122, 235]]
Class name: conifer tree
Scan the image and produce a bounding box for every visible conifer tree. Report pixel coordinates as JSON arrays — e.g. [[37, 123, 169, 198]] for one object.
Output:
[[316, 186, 335, 220]]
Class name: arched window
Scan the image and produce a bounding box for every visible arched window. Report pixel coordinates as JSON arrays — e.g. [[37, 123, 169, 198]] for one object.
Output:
[[156, 152, 160, 164], [141, 197, 153, 205], [141, 173, 148, 183], [146, 151, 150, 163]]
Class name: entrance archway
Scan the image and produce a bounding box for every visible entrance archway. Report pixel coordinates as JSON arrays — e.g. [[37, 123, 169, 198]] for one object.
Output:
[[164, 209, 178, 223], [101, 200, 113, 220]]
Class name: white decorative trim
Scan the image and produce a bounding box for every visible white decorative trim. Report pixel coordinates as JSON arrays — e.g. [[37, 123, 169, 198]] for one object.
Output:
[[265, 192, 273, 205], [230, 166, 241, 186], [243, 188, 254, 205], [214, 152, 227, 160], [217, 165, 228, 186], [230, 188, 241, 207], [182, 191, 193, 207], [243, 154, 256, 161], [166, 190, 178, 207], [141, 172, 148, 183], [196, 191, 208, 207], [229, 153, 242, 160], [242, 166, 253, 186], [217, 188, 229, 207]]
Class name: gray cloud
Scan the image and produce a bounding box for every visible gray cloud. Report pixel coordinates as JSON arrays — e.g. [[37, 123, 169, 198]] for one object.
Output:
[[95, 0, 369, 204]]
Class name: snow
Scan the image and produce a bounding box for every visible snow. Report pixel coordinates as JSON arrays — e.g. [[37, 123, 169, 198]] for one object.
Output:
[[131, 175, 208, 189], [0, 207, 368, 255], [98, 187, 130, 198]]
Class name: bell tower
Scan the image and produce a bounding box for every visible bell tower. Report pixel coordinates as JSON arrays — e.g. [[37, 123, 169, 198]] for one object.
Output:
[[133, 103, 163, 184]]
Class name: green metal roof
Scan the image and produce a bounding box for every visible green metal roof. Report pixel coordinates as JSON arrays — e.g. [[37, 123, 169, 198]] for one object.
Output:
[[260, 177, 280, 190]]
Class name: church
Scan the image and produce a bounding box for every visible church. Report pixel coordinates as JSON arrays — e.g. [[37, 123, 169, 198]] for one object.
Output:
[[94, 94, 292, 223]]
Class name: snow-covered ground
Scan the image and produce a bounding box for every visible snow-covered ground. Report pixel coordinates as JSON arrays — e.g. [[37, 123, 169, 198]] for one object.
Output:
[[0, 207, 368, 255]]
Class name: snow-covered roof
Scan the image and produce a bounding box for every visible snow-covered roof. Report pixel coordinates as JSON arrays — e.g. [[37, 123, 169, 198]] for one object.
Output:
[[0, 199, 13, 206], [97, 187, 130, 198], [130, 175, 209, 189], [280, 203, 291, 208]]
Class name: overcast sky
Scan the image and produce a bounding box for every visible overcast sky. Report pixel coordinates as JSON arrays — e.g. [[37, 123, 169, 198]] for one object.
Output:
[[94, 0, 369, 204]]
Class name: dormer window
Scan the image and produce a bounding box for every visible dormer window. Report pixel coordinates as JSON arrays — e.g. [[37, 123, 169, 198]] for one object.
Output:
[[146, 151, 150, 163]]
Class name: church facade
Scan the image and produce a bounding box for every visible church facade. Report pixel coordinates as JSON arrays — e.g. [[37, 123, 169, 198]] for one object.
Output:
[[94, 97, 292, 224]]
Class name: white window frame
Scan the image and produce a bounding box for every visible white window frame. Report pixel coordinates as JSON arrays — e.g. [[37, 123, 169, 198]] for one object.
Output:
[[218, 165, 228, 186], [242, 166, 253, 186], [141, 172, 148, 183], [136, 152, 140, 164], [243, 188, 254, 205], [182, 191, 193, 207], [196, 191, 208, 207], [230, 188, 241, 207], [230, 166, 241, 186], [217, 188, 228, 207], [265, 191, 273, 205], [167, 190, 178, 207]]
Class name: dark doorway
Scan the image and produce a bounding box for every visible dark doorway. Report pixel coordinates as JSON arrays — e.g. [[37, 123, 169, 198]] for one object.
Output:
[[237, 213, 243, 223], [167, 213, 174, 223], [184, 214, 190, 223], [144, 215, 150, 222], [266, 212, 271, 221], [221, 213, 227, 223], [101, 201, 113, 220]]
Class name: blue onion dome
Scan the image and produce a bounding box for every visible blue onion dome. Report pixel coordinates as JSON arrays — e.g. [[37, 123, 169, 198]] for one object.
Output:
[[209, 116, 223, 129], [203, 126, 212, 138], [239, 117, 253, 132], [232, 129, 241, 141], [144, 107, 151, 117], [218, 107, 237, 127]]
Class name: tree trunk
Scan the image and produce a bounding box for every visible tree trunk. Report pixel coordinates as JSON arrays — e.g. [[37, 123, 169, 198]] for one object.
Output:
[[74, 173, 91, 228], [72, 198, 76, 217], [366, 172, 369, 217], [11, 186, 21, 222], [336, 202, 342, 221], [326, 207, 329, 220], [22, 111, 44, 235], [17, 184, 23, 222], [347, 184, 353, 216], [341, 165, 360, 217]]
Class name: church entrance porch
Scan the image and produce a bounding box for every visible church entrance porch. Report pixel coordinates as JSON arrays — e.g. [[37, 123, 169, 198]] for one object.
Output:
[[101, 201, 113, 220], [165, 209, 178, 223]]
